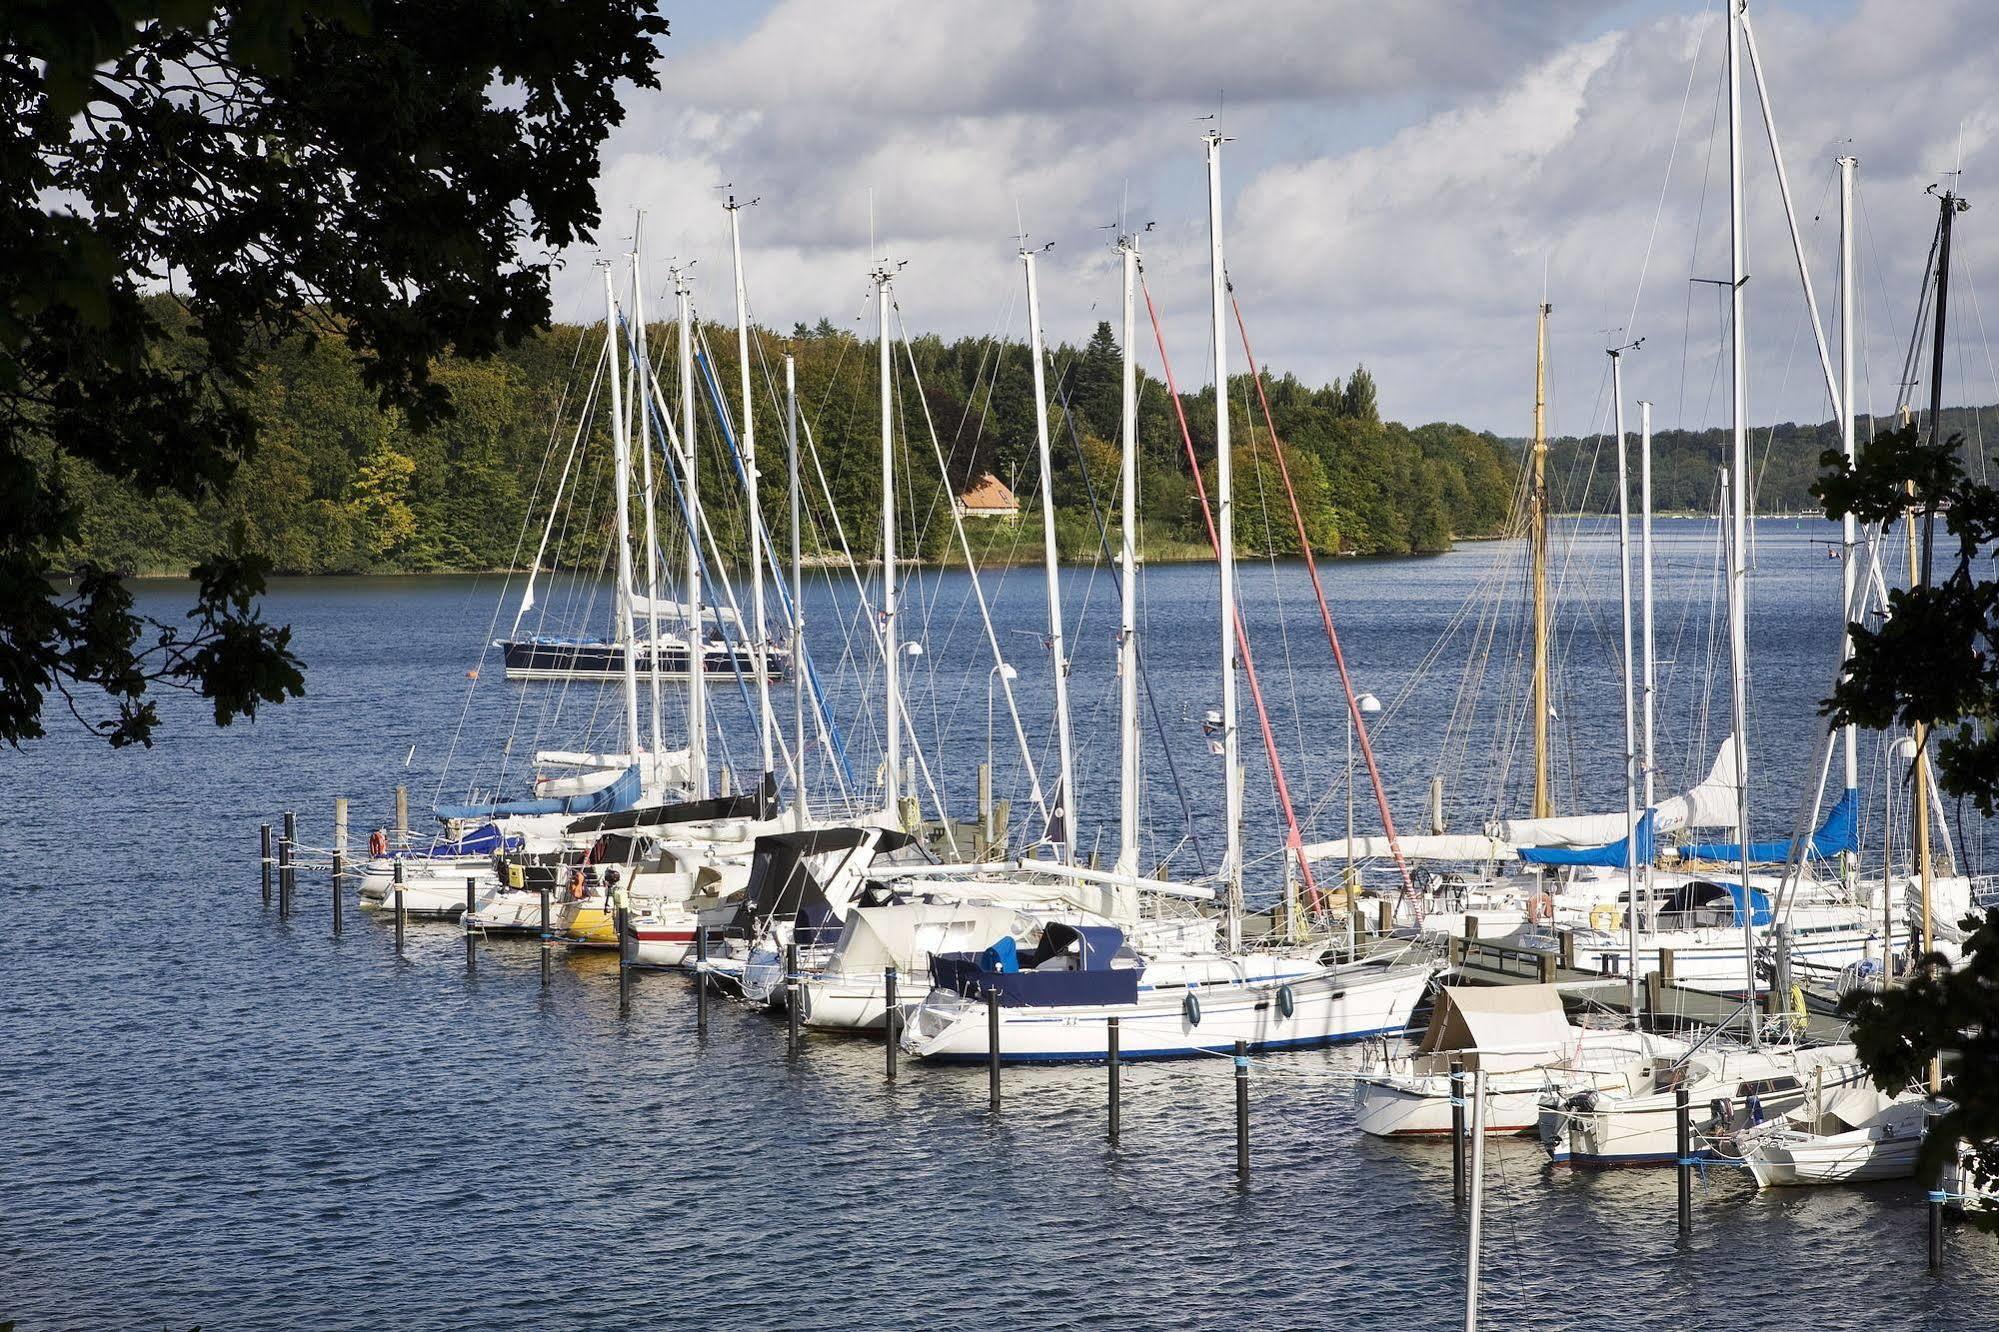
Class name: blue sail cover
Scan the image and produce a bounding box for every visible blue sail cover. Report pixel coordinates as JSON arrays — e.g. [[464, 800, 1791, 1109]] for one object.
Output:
[[1518, 810, 1657, 868], [434, 766, 642, 822], [419, 823, 522, 858], [1678, 788, 1859, 864]]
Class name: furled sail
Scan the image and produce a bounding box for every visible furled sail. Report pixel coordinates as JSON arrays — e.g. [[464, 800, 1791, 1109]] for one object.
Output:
[[1489, 737, 1739, 847], [436, 765, 642, 821], [1673, 787, 1859, 864]]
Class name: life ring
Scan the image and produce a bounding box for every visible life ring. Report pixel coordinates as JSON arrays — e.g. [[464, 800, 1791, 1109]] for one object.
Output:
[[1276, 984, 1296, 1020], [1527, 892, 1555, 924], [1588, 903, 1620, 932], [1183, 990, 1202, 1027]]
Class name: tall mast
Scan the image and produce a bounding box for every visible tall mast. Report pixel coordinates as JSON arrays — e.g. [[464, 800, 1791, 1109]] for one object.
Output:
[[1114, 234, 1142, 911], [1917, 180, 1963, 1094], [1206, 128, 1244, 952], [603, 263, 642, 764], [786, 351, 808, 825], [726, 195, 776, 803], [1837, 154, 1859, 900], [673, 266, 708, 799], [1640, 398, 1656, 810], [876, 264, 901, 818], [1531, 300, 1554, 818], [633, 236, 666, 787], [1725, 0, 1759, 1046], [1610, 347, 1641, 1021], [1022, 244, 1078, 865]]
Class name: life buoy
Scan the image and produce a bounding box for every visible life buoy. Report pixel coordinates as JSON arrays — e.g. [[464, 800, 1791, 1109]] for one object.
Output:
[[1527, 893, 1555, 924], [368, 829, 388, 858], [1183, 990, 1202, 1027], [1276, 984, 1296, 1020]]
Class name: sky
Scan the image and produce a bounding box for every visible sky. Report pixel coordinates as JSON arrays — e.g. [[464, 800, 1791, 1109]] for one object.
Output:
[[551, 0, 1999, 439]]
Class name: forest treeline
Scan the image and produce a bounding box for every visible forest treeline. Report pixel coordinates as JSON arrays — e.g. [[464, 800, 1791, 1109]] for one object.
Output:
[[56, 298, 1523, 576], [1528, 403, 1999, 515]]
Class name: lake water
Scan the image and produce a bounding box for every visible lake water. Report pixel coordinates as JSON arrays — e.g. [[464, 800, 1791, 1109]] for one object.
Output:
[[3, 518, 1993, 1329]]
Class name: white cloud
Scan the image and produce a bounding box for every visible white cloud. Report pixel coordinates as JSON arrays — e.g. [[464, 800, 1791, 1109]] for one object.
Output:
[[552, 0, 1999, 437]]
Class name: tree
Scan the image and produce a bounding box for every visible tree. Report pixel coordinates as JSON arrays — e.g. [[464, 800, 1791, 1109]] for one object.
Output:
[[2, 1, 668, 745], [1338, 363, 1378, 424], [1819, 421, 1999, 1226]]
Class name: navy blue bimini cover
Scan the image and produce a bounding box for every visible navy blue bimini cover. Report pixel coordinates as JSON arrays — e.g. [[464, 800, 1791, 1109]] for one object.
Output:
[[421, 823, 521, 858], [930, 924, 1136, 1008]]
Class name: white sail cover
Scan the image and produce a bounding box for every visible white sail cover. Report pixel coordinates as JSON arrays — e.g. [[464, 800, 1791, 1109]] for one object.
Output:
[[1299, 833, 1516, 864], [1416, 984, 1578, 1072], [622, 594, 741, 628], [534, 748, 692, 796], [1487, 736, 1740, 847]]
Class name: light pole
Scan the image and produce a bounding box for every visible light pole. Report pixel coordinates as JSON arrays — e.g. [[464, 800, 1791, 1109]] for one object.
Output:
[[988, 662, 1018, 777], [1347, 692, 1382, 893]]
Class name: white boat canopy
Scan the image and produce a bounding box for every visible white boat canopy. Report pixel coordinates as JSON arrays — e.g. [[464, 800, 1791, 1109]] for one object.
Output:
[[1416, 984, 1577, 1072]]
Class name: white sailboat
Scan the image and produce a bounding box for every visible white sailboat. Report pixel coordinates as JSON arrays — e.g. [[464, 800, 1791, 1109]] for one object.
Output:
[[900, 137, 1438, 1064]]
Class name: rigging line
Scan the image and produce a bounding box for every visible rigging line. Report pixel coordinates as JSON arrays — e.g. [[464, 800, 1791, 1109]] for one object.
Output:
[[1624, 4, 1715, 341], [1050, 351, 1212, 876], [1141, 274, 1318, 897], [1230, 291, 1412, 900], [891, 301, 1054, 831]]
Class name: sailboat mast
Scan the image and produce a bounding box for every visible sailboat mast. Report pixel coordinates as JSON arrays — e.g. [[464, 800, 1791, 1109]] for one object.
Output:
[[633, 238, 666, 785], [1531, 301, 1554, 819], [1115, 236, 1142, 902], [1611, 348, 1641, 1020], [603, 263, 642, 763], [1725, 0, 1759, 1047], [1022, 246, 1078, 864], [727, 196, 777, 797], [1206, 128, 1244, 952], [674, 267, 708, 800], [786, 351, 808, 824], [1837, 154, 1859, 899], [876, 265, 901, 818], [1640, 399, 1656, 810]]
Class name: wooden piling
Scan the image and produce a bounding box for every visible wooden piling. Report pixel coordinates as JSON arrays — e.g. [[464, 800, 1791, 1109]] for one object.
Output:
[[1107, 1017, 1121, 1146], [1659, 947, 1675, 985], [538, 886, 551, 988], [331, 797, 347, 936], [1538, 951, 1557, 984], [694, 926, 709, 1033], [1559, 930, 1576, 972], [785, 941, 801, 1057], [986, 988, 1001, 1112], [394, 785, 408, 842], [465, 878, 477, 973], [1464, 915, 1480, 941], [1676, 1085, 1693, 1236], [618, 906, 631, 1016], [976, 763, 993, 857], [392, 858, 405, 953], [260, 823, 272, 907], [1234, 1039, 1250, 1182], [1644, 970, 1664, 1024], [1377, 899, 1394, 936], [278, 812, 295, 920], [1929, 1107, 1945, 1271], [1450, 1058, 1467, 1207], [883, 966, 899, 1082]]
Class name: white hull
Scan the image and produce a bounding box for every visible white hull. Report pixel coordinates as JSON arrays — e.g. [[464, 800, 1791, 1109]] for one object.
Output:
[[1354, 1030, 1682, 1138], [1742, 1123, 1924, 1187], [903, 957, 1436, 1064]]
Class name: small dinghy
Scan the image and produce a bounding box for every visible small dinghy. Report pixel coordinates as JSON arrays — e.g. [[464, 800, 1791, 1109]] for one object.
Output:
[[1735, 1083, 1937, 1187]]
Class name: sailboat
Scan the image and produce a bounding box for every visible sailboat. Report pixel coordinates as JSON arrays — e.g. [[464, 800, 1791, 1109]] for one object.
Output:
[[899, 136, 1439, 1064]]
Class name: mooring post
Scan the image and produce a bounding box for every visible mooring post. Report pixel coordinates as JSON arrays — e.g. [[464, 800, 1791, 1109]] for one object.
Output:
[[1538, 951, 1557, 985], [331, 797, 348, 936], [538, 885, 552, 989], [260, 823, 272, 907], [1451, 1057, 1467, 1207], [883, 966, 899, 1082], [1675, 1085, 1693, 1236], [976, 762, 994, 857], [465, 878, 478, 973], [1235, 1039, 1251, 1182], [694, 925, 709, 1034], [280, 810, 297, 919], [1929, 1106, 1945, 1272], [394, 784, 408, 844], [1644, 970, 1664, 1025], [1559, 929, 1576, 972], [1377, 898, 1394, 937], [618, 905, 631, 1017], [1107, 1016, 1121, 1147], [986, 987, 1001, 1113], [785, 941, 801, 1057], [392, 858, 405, 954]]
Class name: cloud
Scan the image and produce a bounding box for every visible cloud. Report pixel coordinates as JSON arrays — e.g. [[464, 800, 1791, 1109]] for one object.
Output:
[[552, 0, 1999, 437]]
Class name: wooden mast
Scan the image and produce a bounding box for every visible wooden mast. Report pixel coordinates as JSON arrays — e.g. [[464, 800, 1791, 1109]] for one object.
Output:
[[1530, 300, 1554, 819]]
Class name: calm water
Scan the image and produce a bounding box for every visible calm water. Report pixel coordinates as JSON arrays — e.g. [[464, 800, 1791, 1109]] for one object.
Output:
[[4, 519, 1993, 1330]]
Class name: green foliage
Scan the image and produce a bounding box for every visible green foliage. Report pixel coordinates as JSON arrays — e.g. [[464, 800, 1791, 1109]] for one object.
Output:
[[2, 1, 668, 745]]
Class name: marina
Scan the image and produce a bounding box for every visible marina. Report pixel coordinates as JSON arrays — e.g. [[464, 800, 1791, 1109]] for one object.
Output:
[[9, 3, 1999, 1329]]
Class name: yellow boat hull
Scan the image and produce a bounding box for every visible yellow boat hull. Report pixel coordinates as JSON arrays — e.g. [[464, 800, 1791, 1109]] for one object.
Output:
[[560, 902, 618, 947]]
